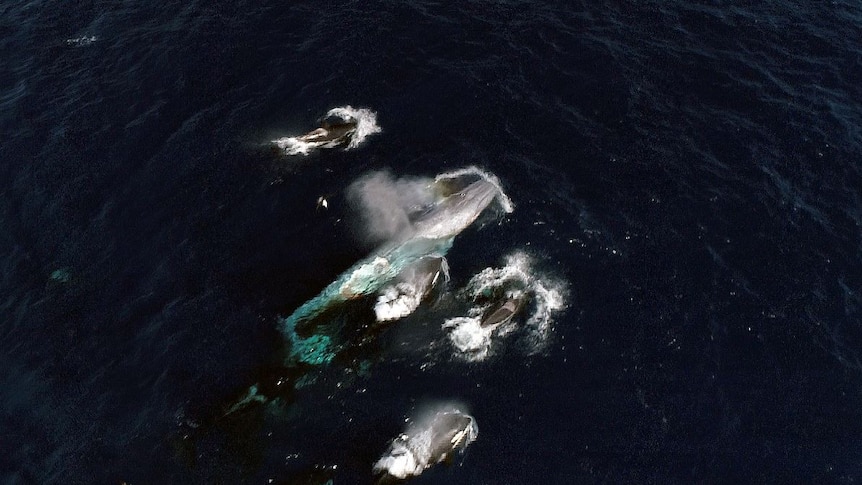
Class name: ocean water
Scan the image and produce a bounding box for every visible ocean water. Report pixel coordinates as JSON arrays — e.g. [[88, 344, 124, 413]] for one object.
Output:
[[2, 0, 862, 483]]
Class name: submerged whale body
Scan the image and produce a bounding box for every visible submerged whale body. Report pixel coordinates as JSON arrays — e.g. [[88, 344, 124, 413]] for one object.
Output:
[[282, 169, 512, 367], [373, 407, 478, 481]]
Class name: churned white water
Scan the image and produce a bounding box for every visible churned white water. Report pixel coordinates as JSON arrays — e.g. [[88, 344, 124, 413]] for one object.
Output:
[[375, 257, 449, 322], [444, 252, 566, 361]]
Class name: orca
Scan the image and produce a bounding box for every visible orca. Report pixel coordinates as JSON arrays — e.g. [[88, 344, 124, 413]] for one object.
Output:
[[374, 255, 449, 322], [410, 179, 499, 240], [272, 106, 380, 155], [373, 407, 478, 482], [480, 295, 524, 328], [296, 121, 358, 144]]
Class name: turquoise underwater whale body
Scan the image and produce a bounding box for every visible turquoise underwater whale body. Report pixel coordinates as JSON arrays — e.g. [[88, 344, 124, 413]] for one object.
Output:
[[281, 169, 512, 368]]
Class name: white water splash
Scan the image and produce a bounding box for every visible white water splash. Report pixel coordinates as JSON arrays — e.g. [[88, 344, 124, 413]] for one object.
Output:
[[443, 316, 492, 360], [272, 106, 381, 156], [282, 167, 509, 365], [375, 257, 449, 322], [373, 403, 477, 480], [444, 252, 566, 361], [65, 36, 97, 47]]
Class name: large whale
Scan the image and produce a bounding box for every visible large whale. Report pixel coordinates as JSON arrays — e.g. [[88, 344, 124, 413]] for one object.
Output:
[[408, 178, 500, 240], [217, 170, 512, 419], [282, 175, 509, 367]]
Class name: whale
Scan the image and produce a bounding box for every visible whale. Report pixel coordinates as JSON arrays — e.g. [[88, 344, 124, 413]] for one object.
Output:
[[409, 179, 499, 241], [272, 106, 379, 155], [295, 121, 357, 145], [219, 169, 512, 419], [282, 173, 509, 367], [480, 295, 525, 329], [374, 255, 449, 322], [373, 407, 478, 482]]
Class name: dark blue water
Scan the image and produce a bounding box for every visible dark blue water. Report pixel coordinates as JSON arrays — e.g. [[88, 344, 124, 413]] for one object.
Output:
[[3, 1, 862, 483]]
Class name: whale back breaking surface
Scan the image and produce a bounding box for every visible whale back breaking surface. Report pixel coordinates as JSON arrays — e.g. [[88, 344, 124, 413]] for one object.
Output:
[[373, 408, 478, 480], [374, 255, 449, 322], [281, 169, 509, 367], [480, 296, 524, 328], [296, 122, 357, 143], [272, 106, 380, 155], [411, 179, 499, 240]]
